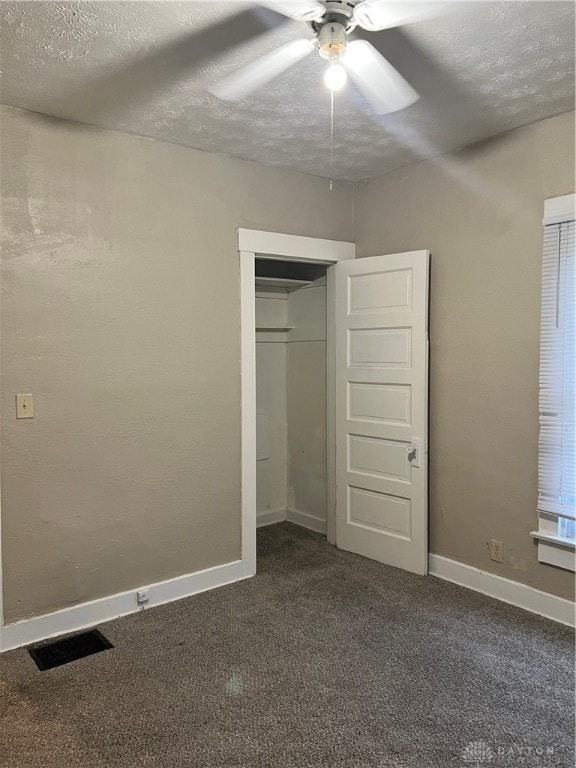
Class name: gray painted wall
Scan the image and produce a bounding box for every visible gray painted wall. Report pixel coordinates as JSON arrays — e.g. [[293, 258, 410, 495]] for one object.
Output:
[[0, 105, 353, 622], [354, 110, 575, 601], [1, 103, 574, 622]]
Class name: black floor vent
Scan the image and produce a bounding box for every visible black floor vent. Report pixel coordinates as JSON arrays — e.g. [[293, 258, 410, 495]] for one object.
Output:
[[29, 629, 113, 670]]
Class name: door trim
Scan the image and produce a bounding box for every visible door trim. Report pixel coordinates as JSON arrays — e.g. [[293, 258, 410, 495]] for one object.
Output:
[[238, 229, 355, 263], [239, 229, 354, 577]]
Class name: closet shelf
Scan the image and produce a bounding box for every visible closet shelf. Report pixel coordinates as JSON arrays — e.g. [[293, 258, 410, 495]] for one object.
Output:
[[256, 326, 295, 332], [255, 277, 310, 291]]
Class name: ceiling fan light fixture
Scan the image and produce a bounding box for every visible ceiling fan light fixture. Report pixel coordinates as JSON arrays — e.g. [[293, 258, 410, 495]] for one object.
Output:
[[318, 22, 347, 60], [324, 62, 347, 92]]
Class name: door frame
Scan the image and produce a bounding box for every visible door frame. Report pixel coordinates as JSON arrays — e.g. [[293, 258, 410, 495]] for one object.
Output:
[[238, 228, 355, 577]]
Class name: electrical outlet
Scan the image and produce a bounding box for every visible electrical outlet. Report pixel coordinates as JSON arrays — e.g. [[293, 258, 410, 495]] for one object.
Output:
[[136, 589, 150, 605], [490, 538, 504, 564]]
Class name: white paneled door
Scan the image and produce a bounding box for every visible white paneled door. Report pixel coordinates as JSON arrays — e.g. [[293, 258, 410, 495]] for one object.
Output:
[[333, 251, 429, 574]]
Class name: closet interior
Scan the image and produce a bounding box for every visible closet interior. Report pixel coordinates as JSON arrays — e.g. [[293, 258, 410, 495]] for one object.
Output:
[[255, 258, 328, 534]]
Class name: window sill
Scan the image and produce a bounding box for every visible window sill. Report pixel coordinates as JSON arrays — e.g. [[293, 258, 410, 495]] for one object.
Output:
[[530, 532, 575, 572], [530, 531, 576, 549]]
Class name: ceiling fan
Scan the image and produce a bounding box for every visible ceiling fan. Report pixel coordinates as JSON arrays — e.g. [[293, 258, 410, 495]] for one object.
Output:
[[210, 0, 444, 114]]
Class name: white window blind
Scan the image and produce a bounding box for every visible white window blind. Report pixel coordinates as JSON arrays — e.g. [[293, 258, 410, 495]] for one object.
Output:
[[538, 218, 575, 521]]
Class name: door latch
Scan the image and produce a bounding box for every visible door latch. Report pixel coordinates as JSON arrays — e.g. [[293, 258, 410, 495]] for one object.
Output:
[[406, 437, 422, 468]]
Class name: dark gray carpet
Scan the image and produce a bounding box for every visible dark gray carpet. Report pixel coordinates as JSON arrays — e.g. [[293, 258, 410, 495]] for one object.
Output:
[[1, 522, 574, 767]]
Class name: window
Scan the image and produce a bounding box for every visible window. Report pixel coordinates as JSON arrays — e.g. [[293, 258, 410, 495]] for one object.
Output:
[[532, 194, 576, 571]]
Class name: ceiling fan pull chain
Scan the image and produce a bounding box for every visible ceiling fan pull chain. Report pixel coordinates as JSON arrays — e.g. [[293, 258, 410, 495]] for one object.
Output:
[[330, 87, 334, 191]]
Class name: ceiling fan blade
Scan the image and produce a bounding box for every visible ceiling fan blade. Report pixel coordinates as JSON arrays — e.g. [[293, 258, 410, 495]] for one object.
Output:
[[256, 1, 326, 21], [210, 38, 315, 101], [343, 40, 419, 114], [353, 1, 445, 31]]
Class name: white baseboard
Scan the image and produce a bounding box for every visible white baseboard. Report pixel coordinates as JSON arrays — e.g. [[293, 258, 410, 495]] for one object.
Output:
[[286, 508, 327, 535], [1, 559, 245, 653], [257, 507, 326, 535], [256, 508, 287, 528], [429, 554, 575, 627], [4, 551, 569, 653]]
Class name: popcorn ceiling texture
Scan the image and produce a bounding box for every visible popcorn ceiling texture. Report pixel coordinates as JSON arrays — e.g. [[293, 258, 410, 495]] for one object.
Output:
[[0, 1, 574, 181]]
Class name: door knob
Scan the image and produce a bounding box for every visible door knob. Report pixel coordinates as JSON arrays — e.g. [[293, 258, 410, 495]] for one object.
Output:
[[406, 438, 421, 468]]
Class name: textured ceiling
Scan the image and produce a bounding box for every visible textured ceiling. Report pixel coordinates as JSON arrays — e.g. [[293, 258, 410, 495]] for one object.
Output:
[[0, 1, 574, 181]]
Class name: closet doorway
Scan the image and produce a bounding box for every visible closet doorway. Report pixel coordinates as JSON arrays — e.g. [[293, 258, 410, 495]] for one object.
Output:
[[255, 258, 329, 536], [239, 230, 429, 580]]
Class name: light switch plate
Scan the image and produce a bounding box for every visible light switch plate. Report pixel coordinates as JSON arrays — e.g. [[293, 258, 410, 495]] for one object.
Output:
[[16, 393, 34, 419]]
